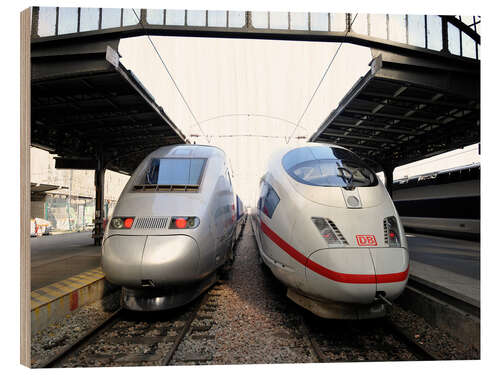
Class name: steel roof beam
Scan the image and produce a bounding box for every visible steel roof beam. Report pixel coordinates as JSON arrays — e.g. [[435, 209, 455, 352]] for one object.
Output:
[[330, 121, 424, 135], [39, 110, 160, 128], [360, 91, 478, 111], [344, 109, 451, 126], [440, 15, 480, 44], [103, 135, 181, 148], [321, 131, 402, 144], [336, 112, 427, 132], [316, 139, 384, 151], [351, 97, 469, 122], [31, 93, 139, 110]]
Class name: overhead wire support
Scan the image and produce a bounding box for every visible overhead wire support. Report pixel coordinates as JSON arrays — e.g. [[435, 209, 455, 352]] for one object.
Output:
[[132, 9, 209, 144], [286, 13, 359, 144]]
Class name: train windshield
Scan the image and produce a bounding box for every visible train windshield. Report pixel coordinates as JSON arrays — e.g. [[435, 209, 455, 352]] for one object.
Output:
[[282, 146, 378, 188], [142, 158, 206, 186]]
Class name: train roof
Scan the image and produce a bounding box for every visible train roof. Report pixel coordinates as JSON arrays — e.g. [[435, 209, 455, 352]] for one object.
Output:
[[269, 142, 350, 158], [393, 163, 480, 190], [146, 144, 227, 159]]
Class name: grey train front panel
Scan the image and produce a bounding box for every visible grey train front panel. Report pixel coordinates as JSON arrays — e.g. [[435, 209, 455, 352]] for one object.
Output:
[[102, 145, 237, 311]]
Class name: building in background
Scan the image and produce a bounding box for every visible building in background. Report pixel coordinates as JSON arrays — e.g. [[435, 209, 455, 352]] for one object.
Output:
[[30, 147, 129, 232]]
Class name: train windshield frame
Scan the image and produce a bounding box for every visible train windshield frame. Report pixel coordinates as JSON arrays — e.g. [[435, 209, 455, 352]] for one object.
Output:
[[140, 157, 207, 187], [282, 146, 378, 188]]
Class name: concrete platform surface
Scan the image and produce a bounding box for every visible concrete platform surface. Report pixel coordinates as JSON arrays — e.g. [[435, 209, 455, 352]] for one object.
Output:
[[406, 233, 480, 306], [31, 232, 101, 290]]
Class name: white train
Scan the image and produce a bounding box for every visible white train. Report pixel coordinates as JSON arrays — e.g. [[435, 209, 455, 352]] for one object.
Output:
[[252, 143, 409, 319], [102, 145, 237, 311]]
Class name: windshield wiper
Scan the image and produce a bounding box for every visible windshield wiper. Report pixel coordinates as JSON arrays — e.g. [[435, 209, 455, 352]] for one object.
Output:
[[337, 167, 355, 190]]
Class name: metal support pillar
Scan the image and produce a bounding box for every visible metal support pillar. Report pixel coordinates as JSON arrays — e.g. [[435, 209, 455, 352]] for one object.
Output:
[[383, 165, 394, 198], [93, 153, 105, 246]]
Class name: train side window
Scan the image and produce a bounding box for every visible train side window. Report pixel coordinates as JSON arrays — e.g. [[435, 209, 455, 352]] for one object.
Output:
[[262, 183, 280, 219], [258, 180, 268, 212]]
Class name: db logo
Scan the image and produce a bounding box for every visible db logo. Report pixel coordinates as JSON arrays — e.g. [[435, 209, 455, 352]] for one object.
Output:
[[356, 234, 377, 246]]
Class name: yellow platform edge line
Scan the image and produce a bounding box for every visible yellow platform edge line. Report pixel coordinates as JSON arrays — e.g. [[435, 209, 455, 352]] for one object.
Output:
[[31, 268, 106, 311], [30, 292, 52, 303], [31, 277, 105, 311], [31, 288, 62, 299]]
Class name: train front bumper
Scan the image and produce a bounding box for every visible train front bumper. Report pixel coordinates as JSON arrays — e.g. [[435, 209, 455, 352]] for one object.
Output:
[[302, 247, 409, 304], [102, 234, 200, 288]]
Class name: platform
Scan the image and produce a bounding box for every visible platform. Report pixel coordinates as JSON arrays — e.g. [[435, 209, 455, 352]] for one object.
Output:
[[406, 233, 480, 307], [31, 231, 101, 290], [31, 267, 117, 334]]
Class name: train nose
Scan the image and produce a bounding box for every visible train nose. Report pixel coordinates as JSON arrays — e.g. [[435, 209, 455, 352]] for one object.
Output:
[[368, 247, 409, 300], [303, 247, 409, 304], [304, 248, 377, 304], [102, 235, 200, 288], [140, 235, 200, 287]]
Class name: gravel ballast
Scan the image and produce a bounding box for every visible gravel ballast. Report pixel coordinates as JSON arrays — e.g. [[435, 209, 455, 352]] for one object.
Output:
[[31, 291, 121, 367]]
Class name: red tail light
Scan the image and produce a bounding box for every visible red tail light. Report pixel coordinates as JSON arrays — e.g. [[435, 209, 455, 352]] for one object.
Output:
[[175, 218, 187, 229], [123, 217, 134, 229], [110, 217, 135, 229], [169, 217, 200, 229]]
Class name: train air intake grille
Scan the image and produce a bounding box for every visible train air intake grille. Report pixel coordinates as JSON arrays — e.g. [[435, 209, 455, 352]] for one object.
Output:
[[383, 218, 389, 245], [383, 216, 401, 247], [312, 217, 349, 247], [134, 217, 169, 229], [326, 220, 349, 246]]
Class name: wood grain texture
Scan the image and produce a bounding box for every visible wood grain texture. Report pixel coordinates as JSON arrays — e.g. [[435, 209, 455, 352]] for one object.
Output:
[[20, 7, 31, 367]]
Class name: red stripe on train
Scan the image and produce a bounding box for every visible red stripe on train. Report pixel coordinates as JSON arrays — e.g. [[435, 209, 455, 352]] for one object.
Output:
[[260, 220, 408, 284]]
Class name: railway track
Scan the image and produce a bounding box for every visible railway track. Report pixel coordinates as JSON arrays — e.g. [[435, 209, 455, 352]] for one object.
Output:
[[40, 284, 222, 368], [40, 218, 249, 368], [299, 312, 440, 362]]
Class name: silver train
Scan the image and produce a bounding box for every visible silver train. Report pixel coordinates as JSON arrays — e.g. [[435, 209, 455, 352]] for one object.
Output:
[[102, 145, 237, 311], [253, 143, 409, 319], [393, 164, 480, 240]]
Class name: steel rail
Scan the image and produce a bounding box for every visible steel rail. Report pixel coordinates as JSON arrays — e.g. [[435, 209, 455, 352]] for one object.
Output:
[[382, 318, 441, 360], [160, 293, 210, 365], [41, 307, 124, 368], [299, 312, 441, 362]]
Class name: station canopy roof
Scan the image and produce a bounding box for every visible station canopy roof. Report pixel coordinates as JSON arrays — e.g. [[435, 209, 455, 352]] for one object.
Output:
[[309, 51, 480, 171], [31, 44, 188, 174], [30, 183, 66, 193]]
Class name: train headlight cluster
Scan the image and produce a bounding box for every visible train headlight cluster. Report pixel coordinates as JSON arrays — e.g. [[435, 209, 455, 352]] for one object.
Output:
[[110, 217, 135, 229], [169, 216, 200, 229], [384, 216, 401, 247], [312, 217, 349, 247]]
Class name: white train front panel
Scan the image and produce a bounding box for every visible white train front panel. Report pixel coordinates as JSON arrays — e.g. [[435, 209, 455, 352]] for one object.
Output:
[[254, 143, 409, 319]]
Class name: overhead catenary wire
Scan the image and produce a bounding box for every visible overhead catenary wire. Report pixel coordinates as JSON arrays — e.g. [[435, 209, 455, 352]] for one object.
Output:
[[286, 13, 359, 144], [195, 113, 308, 131], [132, 9, 209, 144]]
